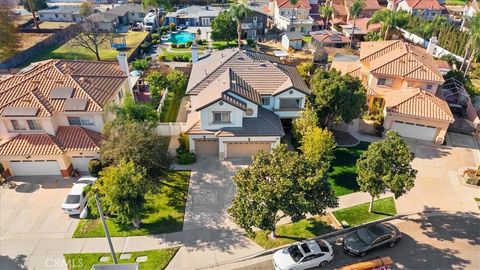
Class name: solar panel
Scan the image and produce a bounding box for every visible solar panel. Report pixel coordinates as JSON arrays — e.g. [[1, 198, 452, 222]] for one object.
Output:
[[2, 106, 38, 116], [50, 87, 74, 99], [64, 98, 88, 111], [329, 35, 342, 42]]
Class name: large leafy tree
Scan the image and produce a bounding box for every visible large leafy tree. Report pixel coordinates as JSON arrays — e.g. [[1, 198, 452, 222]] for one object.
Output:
[[229, 4, 251, 48], [146, 71, 168, 107], [320, 4, 333, 30], [211, 10, 237, 44], [228, 144, 338, 238], [367, 10, 410, 40], [309, 69, 367, 129], [292, 103, 318, 144], [101, 121, 173, 190], [356, 131, 417, 212], [300, 127, 336, 169], [349, 0, 364, 48], [0, 2, 20, 61], [297, 60, 316, 82], [107, 94, 159, 125], [95, 160, 147, 228], [71, 18, 111, 61], [166, 69, 187, 94], [21, 0, 47, 29]]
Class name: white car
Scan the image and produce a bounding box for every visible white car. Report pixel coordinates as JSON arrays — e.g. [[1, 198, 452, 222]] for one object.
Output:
[[273, 239, 334, 270], [61, 176, 97, 215]]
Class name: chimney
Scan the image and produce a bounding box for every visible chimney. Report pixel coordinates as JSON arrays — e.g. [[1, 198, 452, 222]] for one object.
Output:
[[426, 37, 437, 55], [192, 41, 199, 63], [117, 52, 132, 94], [268, 0, 275, 17]]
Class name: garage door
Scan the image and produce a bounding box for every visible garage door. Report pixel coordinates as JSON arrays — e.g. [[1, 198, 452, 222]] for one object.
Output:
[[391, 121, 437, 141], [71, 156, 96, 172], [195, 139, 219, 156], [9, 160, 60, 176], [226, 142, 272, 158]]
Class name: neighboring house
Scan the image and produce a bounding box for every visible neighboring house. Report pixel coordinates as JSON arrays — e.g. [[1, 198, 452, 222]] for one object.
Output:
[[270, 0, 314, 33], [341, 17, 381, 38], [184, 49, 310, 159], [282, 31, 304, 50], [309, 30, 351, 47], [107, 3, 148, 25], [48, 0, 113, 4], [388, 0, 447, 20], [331, 40, 454, 143], [0, 56, 131, 177], [38, 5, 82, 23], [435, 59, 452, 75], [164, 5, 225, 27], [331, 0, 381, 24], [87, 12, 119, 32], [242, 3, 270, 39]]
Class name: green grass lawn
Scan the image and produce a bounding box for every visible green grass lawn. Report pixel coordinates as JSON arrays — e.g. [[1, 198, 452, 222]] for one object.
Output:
[[303, 35, 312, 43], [73, 171, 190, 238], [251, 216, 335, 249], [160, 88, 185, 122], [445, 0, 467, 5], [160, 41, 235, 61], [328, 142, 369, 196], [64, 248, 178, 270], [29, 31, 148, 63], [333, 197, 397, 227]]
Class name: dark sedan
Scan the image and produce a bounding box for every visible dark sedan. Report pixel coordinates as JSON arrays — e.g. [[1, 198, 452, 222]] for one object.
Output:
[[342, 223, 402, 257]]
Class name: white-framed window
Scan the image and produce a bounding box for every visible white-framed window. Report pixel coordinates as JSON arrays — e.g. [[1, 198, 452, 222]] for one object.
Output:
[[27, 120, 42, 130], [426, 84, 433, 90], [261, 97, 271, 106], [212, 111, 231, 123], [279, 98, 302, 109], [68, 116, 95, 126], [377, 77, 393, 86], [11, 120, 26, 130]]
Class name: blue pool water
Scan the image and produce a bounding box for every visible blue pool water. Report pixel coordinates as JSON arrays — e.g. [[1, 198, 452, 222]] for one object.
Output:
[[169, 31, 195, 44]]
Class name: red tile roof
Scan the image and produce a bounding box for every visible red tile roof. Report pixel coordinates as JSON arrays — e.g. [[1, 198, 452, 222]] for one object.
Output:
[[404, 0, 444, 9], [56, 126, 102, 152], [275, 0, 310, 9]]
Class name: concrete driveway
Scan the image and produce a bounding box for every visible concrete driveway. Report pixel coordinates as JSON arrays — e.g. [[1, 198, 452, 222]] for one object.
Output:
[[0, 176, 79, 241]]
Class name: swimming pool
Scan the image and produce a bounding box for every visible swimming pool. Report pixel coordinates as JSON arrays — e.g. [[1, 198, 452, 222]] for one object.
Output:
[[169, 31, 195, 44]]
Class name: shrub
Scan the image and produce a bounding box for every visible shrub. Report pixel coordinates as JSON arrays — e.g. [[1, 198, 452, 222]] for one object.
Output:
[[177, 152, 196, 164], [198, 39, 204, 45], [151, 33, 160, 40], [158, 55, 166, 61], [88, 159, 102, 177], [145, 56, 152, 61], [151, 39, 158, 44], [131, 59, 149, 70], [182, 55, 190, 62], [178, 133, 189, 150], [186, 40, 193, 47], [178, 43, 186, 48], [171, 43, 178, 48], [246, 38, 254, 46], [160, 26, 168, 34], [140, 42, 151, 51]]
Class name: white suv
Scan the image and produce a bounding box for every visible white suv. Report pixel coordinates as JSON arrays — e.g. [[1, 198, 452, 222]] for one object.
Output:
[[61, 176, 97, 215], [273, 239, 334, 270]]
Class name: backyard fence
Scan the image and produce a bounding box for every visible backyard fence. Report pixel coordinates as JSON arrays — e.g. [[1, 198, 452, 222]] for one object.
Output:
[[157, 88, 169, 113], [157, 122, 188, 136]]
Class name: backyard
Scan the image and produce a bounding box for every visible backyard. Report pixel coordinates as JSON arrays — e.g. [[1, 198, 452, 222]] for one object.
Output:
[[73, 170, 190, 237], [159, 41, 236, 61], [328, 142, 370, 196], [160, 89, 184, 122], [333, 197, 397, 227]]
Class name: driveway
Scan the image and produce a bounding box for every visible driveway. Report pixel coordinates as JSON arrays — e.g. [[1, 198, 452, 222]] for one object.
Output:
[[0, 176, 78, 241]]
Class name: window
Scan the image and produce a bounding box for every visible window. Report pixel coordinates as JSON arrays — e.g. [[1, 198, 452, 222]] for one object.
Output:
[[212, 112, 231, 123], [279, 98, 302, 109], [63, 14, 66, 18], [118, 90, 123, 100], [27, 120, 42, 130], [261, 97, 271, 106], [11, 120, 26, 130], [426, 84, 433, 90], [377, 77, 393, 86], [55, 14, 59, 18], [68, 116, 94, 126]]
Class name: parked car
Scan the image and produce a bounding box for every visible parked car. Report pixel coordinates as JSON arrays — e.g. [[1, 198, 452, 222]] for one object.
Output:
[[343, 223, 402, 257], [61, 176, 97, 215], [272, 239, 334, 270], [130, 22, 143, 31]]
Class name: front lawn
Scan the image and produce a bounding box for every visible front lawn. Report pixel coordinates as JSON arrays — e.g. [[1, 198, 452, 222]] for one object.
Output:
[[332, 197, 397, 227], [64, 248, 178, 270], [328, 142, 369, 196], [251, 216, 335, 249], [73, 170, 191, 238]]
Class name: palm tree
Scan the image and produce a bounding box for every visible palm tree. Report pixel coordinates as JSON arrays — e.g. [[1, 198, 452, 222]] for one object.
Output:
[[462, 13, 480, 75], [320, 4, 333, 30], [142, 0, 171, 34], [289, 0, 299, 32], [349, 0, 364, 48], [229, 4, 251, 48], [367, 10, 410, 41]]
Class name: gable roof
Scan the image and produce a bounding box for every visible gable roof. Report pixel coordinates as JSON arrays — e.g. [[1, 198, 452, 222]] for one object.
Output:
[[310, 30, 351, 44], [108, 4, 146, 16], [403, 0, 444, 9], [0, 60, 127, 117], [345, 0, 381, 10], [275, 0, 310, 9], [55, 126, 102, 152]]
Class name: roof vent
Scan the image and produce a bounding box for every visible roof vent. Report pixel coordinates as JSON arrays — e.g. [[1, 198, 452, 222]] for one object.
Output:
[[31, 80, 40, 84], [259, 63, 267, 67], [237, 56, 244, 60], [55, 80, 64, 84]]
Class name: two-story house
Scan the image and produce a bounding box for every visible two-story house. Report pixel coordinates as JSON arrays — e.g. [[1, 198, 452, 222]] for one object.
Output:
[[242, 3, 270, 40], [388, 0, 447, 20], [0, 55, 130, 177], [269, 0, 314, 33], [184, 49, 310, 159], [164, 6, 225, 27], [331, 0, 381, 24], [331, 40, 454, 143]]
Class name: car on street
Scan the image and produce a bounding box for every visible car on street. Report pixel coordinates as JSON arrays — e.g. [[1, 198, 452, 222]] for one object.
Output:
[[62, 176, 97, 215], [273, 239, 334, 270], [343, 222, 402, 257]]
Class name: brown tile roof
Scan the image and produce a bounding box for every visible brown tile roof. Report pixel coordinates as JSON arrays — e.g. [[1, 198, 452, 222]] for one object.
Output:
[[348, 18, 381, 33], [276, 0, 310, 9], [0, 60, 127, 117], [404, 0, 444, 10], [435, 59, 451, 69], [310, 30, 351, 44], [0, 126, 102, 156], [385, 88, 454, 122]]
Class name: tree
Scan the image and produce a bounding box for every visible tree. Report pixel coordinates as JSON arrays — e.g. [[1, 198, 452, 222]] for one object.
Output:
[[146, 71, 168, 107], [95, 160, 147, 228], [79, 2, 94, 18], [320, 4, 333, 30], [0, 2, 20, 61], [297, 60, 316, 82], [229, 4, 251, 48], [349, 0, 364, 48], [461, 13, 480, 75], [142, 0, 171, 34], [228, 144, 338, 238], [107, 94, 159, 125], [364, 31, 381, 41], [101, 121, 173, 190], [300, 127, 336, 169], [292, 103, 318, 143], [71, 18, 111, 61], [166, 69, 187, 94], [356, 131, 417, 212], [131, 59, 150, 70], [21, 0, 47, 29], [211, 10, 237, 44], [368, 10, 410, 40], [310, 69, 367, 129]]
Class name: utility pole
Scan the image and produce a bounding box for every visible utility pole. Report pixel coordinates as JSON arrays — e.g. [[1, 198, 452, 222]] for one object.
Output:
[[94, 191, 118, 264]]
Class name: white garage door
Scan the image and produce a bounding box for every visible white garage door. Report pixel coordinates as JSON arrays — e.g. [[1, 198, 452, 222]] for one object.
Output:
[[391, 121, 437, 141], [71, 156, 96, 172], [226, 142, 272, 158], [9, 160, 61, 176]]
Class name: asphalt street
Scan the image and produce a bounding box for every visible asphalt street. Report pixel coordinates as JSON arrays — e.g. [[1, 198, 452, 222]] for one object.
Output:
[[233, 212, 480, 270]]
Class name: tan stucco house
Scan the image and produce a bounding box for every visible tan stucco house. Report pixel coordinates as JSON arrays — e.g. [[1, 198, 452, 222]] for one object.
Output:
[[331, 40, 454, 144]]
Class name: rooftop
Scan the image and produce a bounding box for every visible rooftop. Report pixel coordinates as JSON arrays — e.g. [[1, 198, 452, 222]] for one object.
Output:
[[275, 0, 311, 9], [166, 5, 225, 18], [310, 30, 351, 44]]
